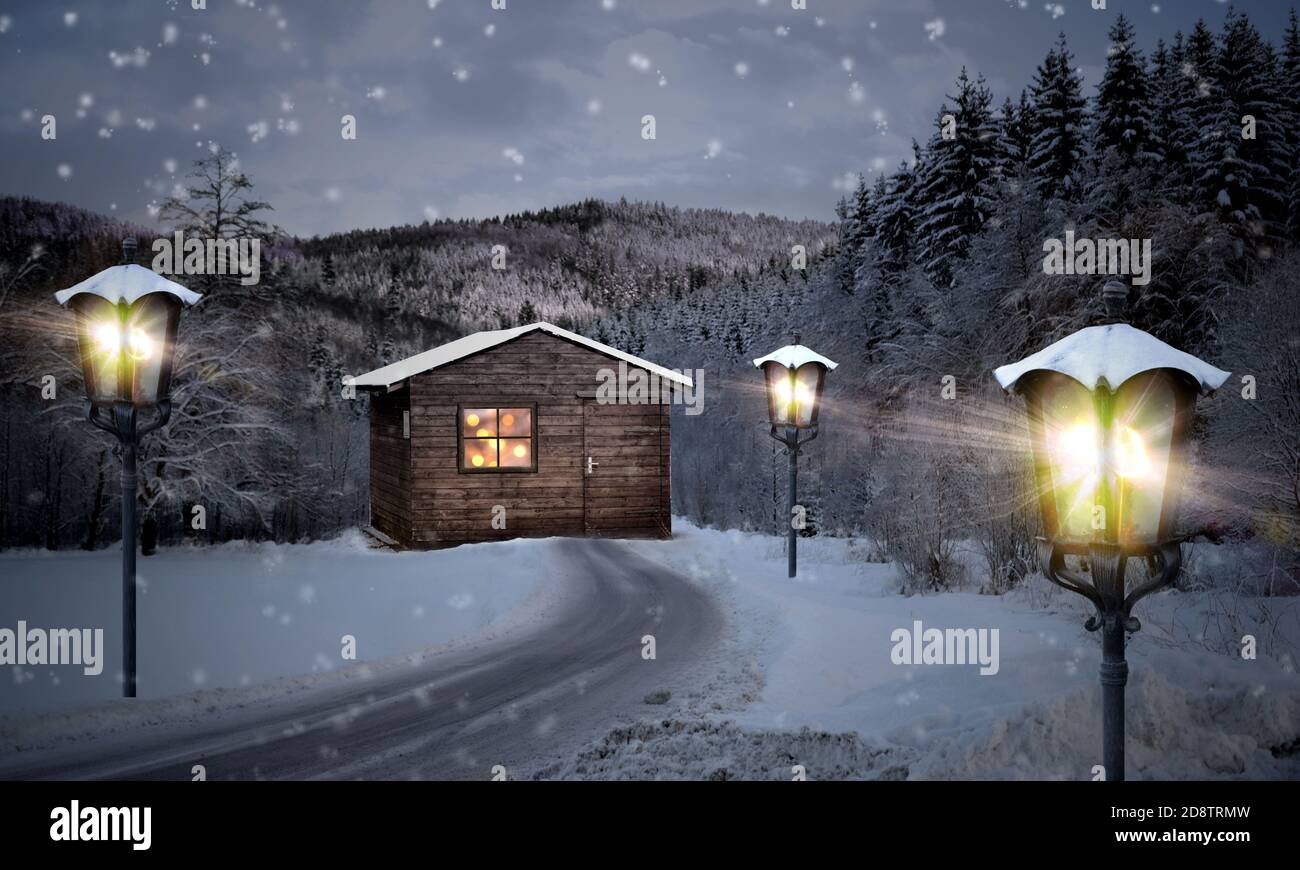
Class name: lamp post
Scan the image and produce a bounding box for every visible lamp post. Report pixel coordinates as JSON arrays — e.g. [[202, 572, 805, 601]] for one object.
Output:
[[993, 279, 1229, 780], [754, 333, 836, 578], [54, 238, 201, 697]]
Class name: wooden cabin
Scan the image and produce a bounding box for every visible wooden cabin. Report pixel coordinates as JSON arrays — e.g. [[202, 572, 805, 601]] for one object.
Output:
[[345, 322, 691, 549]]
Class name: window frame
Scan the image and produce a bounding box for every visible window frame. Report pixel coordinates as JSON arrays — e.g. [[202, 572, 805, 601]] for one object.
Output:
[[456, 402, 539, 474]]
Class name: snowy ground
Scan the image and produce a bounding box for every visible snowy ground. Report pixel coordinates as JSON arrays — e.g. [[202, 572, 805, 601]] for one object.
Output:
[[0, 531, 551, 715], [3, 523, 1297, 780], [537, 522, 1300, 780]]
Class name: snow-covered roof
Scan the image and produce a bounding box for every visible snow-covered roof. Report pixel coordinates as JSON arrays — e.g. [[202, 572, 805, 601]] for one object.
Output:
[[752, 344, 839, 371], [54, 264, 203, 307], [345, 322, 694, 389], [994, 323, 1230, 395]]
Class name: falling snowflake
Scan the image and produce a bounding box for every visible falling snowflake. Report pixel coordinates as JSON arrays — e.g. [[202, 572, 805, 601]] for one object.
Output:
[[109, 47, 151, 68], [366, 85, 386, 100], [324, 187, 341, 202], [704, 139, 722, 159], [56, 164, 72, 180], [423, 205, 440, 221], [924, 18, 945, 40], [484, 23, 495, 37], [831, 171, 860, 192], [848, 81, 866, 103], [247, 120, 268, 142], [453, 68, 469, 82], [63, 11, 77, 28], [163, 23, 179, 44], [601, 0, 616, 9], [502, 146, 525, 166], [432, 36, 443, 48], [586, 98, 602, 115], [163, 158, 177, 173], [1044, 2, 1064, 19], [774, 25, 789, 37], [841, 57, 853, 72], [447, 593, 473, 610], [0, 16, 11, 34], [627, 52, 651, 73], [734, 61, 749, 78]]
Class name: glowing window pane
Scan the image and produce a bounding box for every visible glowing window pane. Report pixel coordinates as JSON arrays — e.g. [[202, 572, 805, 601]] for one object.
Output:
[[462, 408, 496, 438], [498, 408, 531, 437], [464, 438, 497, 469], [500, 438, 531, 467]]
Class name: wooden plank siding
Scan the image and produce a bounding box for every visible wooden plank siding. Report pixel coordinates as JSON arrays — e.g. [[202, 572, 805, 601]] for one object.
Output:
[[388, 330, 673, 548], [368, 386, 412, 546]]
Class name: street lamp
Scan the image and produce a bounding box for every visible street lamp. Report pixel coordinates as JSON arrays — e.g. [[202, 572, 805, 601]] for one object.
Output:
[[754, 333, 836, 578], [993, 279, 1229, 780], [54, 238, 201, 697]]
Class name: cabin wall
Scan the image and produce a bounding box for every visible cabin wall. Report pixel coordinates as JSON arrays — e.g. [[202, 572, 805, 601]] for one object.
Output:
[[368, 386, 412, 545], [403, 330, 671, 547]]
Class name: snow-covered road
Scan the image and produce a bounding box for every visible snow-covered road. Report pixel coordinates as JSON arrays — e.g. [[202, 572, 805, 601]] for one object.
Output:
[[0, 538, 722, 780]]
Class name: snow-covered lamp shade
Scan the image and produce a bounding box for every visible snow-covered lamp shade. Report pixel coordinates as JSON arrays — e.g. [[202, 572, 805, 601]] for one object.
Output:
[[995, 324, 1229, 551], [55, 263, 201, 408], [754, 342, 838, 429]]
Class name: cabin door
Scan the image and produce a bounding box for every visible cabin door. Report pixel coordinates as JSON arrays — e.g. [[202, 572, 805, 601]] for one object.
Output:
[[581, 399, 666, 537]]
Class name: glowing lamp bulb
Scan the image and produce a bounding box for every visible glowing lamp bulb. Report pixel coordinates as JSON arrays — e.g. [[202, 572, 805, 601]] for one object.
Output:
[[1114, 426, 1151, 480], [774, 376, 813, 415], [466, 413, 480, 427], [501, 414, 515, 428], [1054, 422, 1099, 482], [126, 327, 153, 361], [512, 444, 527, 458], [475, 428, 492, 438], [93, 322, 122, 356], [471, 454, 484, 467]]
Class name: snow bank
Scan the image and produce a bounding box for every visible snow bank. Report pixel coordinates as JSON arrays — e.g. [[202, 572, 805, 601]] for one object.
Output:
[[576, 521, 1300, 780], [0, 531, 557, 716]]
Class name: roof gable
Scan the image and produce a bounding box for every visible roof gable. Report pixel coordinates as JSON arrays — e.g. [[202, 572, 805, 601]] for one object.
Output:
[[344, 322, 693, 389]]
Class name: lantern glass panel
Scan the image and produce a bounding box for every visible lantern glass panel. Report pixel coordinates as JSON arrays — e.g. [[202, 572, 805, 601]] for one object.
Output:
[[1111, 373, 1176, 546], [72, 295, 124, 403], [128, 293, 178, 406], [1036, 374, 1100, 541], [793, 363, 824, 428], [763, 362, 794, 426]]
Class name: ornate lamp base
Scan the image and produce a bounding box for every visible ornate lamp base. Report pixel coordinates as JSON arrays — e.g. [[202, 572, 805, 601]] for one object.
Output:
[[1037, 537, 1182, 781]]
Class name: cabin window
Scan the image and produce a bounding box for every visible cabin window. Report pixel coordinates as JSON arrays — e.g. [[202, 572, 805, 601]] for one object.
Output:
[[460, 406, 536, 472]]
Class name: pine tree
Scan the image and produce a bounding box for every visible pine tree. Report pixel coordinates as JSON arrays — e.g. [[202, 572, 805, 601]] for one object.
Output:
[[1192, 10, 1287, 250], [1026, 35, 1088, 199], [1094, 14, 1157, 166], [1150, 35, 1196, 194], [914, 69, 999, 287], [1281, 9, 1300, 240], [996, 91, 1033, 179]]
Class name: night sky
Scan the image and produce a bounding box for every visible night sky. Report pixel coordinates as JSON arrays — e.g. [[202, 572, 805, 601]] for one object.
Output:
[[0, 0, 1294, 237]]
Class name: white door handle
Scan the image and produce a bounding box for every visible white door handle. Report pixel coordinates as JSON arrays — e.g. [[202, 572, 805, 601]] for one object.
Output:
[[587, 456, 597, 475]]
